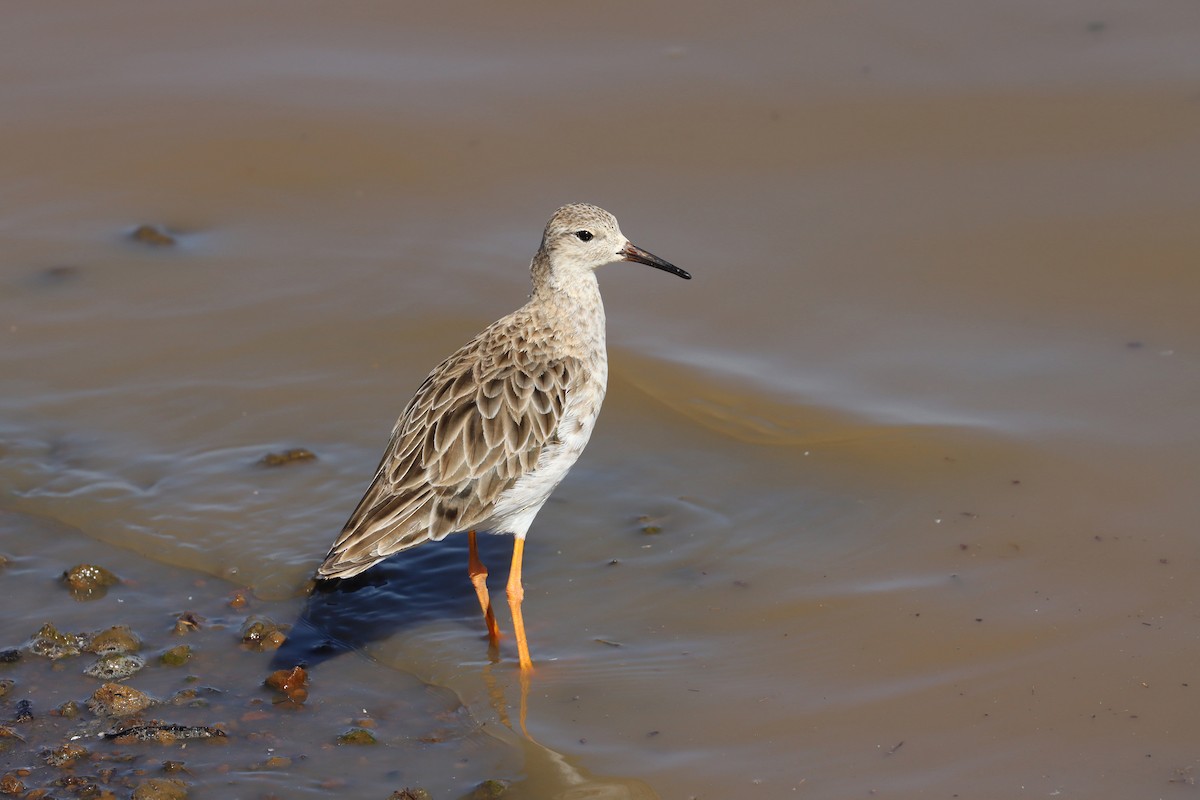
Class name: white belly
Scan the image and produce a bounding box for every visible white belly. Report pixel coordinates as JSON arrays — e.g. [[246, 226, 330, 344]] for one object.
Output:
[[485, 381, 604, 538]]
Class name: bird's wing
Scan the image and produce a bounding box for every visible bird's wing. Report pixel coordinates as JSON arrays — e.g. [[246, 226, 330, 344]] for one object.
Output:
[[316, 327, 579, 579]]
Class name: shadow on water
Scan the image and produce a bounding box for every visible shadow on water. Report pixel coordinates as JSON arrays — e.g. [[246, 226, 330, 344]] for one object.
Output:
[[272, 531, 660, 799], [270, 531, 515, 671]]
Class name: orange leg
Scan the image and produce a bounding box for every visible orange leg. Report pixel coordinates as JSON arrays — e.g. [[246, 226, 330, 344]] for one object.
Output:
[[468, 531, 501, 646], [506, 537, 533, 670]]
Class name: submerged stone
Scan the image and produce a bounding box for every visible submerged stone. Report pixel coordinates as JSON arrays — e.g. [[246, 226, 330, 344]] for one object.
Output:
[[336, 728, 376, 746], [159, 645, 192, 667], [84, 653, 146, 681], [258, 448, 317, 467], [0, 727, 24, 756], [169, 686, 222, 708], [172, 612, 204, 636], [264, 666, 308, 705], [62, 564, 120, 600], [89, 625, 142, 655], [88, 683, 153, 717], [129, 225, 177, 247], [240, 617, 285, 651], [29, 623, 88, 660], [464, 779, 511, 798], [57, 700, 81, 719], [636, 514, 663, 535], [132, 777, 189, 800], [388, 790, 432, 800], [43, 742, 88, 768]]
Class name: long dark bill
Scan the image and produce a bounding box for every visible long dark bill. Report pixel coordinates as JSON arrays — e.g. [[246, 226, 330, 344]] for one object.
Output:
[[619, 242, 691, 280]]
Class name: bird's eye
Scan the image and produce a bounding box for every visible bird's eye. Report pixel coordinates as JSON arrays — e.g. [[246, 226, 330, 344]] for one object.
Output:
[[574, 230, 593, 242]]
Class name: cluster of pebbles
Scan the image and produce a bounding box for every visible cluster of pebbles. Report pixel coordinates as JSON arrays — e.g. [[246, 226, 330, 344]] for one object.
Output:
[[0, 561, 447, 799], [1, 567, 239, 799]]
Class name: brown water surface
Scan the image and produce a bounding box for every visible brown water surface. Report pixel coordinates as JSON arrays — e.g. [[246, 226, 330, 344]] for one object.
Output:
[[3, 3, 1199, 798]]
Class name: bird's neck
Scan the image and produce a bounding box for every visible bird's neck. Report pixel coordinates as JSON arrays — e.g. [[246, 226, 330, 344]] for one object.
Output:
[[528, 264, 606, 359]]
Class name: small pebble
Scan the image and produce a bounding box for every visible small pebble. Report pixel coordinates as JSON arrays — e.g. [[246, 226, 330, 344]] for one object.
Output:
[[129, 225, 177, 247], [336, 728, 377, 746], [258, 448, 317, 467], [240, 617, 285, 651], [172, 612, 204, 636], [636, 514, 664, 535], [465, 779, 511, 799], [132, 777, 189, 800], [42, 742, 88, 768], [29, 623, 88, 659], [62, 564, 120, 600], [84, 653, 145, 681], [389, 790, 432, 800], [88, 683, 154, 717], [89, 626, 141, 655], [169, 686, 220, 708], [265, 666, 308, 704], [160, 645, 192, 667], [0, 772, 25, 794]]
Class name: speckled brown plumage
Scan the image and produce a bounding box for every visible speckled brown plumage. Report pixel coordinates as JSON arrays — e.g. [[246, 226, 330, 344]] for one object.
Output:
[[317, 309, 583, 578], [313, 203, 690, 669]]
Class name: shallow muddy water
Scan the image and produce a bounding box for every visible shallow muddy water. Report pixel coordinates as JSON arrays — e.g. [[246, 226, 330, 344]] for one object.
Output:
[[3, 3, 1200, 798]]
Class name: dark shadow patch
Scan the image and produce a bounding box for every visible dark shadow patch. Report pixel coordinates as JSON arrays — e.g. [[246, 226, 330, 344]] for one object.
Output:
[[270, 532, 514, 672]]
